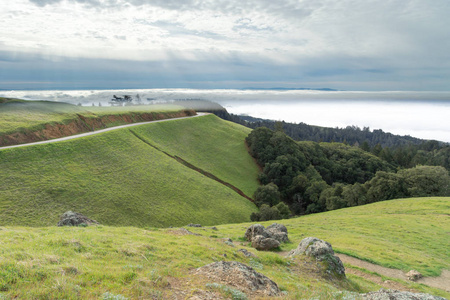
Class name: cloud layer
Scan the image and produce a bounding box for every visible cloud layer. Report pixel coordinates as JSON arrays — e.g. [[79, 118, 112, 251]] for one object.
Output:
[[0, 0, 449, 90]]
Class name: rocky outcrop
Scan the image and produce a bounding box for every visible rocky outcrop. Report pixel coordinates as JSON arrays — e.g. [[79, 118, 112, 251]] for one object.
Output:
[[194, 261, 280, 297], [251, 235, 281, 251], [288, 237, 345, 278], [361, 289, 446, 300], [406, 270, 423, 281], [57, 211, 99, 227], [244, 223, 289, 251]]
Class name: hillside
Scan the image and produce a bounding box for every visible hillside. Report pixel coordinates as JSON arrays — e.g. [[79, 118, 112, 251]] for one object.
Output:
[[0, 115, 259, 227], [0, 98, 194, 147], [0, 197, 448, 299]]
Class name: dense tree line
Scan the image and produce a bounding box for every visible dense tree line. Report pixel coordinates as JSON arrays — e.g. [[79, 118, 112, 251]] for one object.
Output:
[[246, 127, 450, 219]]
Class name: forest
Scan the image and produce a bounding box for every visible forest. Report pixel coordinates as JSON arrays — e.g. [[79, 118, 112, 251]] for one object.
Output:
[[246, 127, 450, 221]]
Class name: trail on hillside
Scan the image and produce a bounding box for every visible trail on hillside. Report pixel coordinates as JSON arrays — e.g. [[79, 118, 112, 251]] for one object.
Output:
[[275, 251, 449, 292], [0, 113, 207, 150], [336, 254, 450, 292], [129, 129, 254, 202]]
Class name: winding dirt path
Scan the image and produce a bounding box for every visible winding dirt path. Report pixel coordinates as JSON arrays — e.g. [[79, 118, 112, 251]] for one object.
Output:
[[336, 254, 450, 292], [0, 112, 208, 150]]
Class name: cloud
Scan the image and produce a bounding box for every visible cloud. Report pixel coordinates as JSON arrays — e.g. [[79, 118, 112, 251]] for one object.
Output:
[[0, 0, 448, 90]]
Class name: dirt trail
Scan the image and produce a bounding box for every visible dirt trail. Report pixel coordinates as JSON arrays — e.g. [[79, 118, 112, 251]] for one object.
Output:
[[336, 254, 450, 292], [0, 113, 207, 150], [277, 251, 449, 292]]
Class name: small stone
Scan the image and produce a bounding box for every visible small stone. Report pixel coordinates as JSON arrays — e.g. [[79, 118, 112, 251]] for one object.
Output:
[[211, 226, 218, 231], [406, 270, 423, 281], [238, 249, 257, 258], [57, 211, 99, 227], [187, 223, 202, 227]]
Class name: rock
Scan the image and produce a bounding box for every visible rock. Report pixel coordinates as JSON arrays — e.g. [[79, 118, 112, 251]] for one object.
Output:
[[245, 224, 269, 241], [288, 237, 345, 278], [211, 226, 218, 231], [223, 238, 234, 247], [194, 261, 280, 297], [187, 223, 202, 227], [245, 223, 289, 244], [176, 228, 201, 236], [361, 289, 446, 300], [238, 249, 257, 258], [266, 223, 288, 233], [288, 237, 334, 257], [406, 270, 423, 281], [251, 235, 280, 251], [57, 211, 99, 227]]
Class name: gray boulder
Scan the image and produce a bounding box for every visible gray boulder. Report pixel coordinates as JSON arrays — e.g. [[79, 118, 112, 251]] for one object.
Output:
[[266, 223, 288, 233], [245, 224, 269, 241], [57, 211, 99, 227], [361, 289, 446, 300], [194, 261, 280, 297], [245, 223, 289, 244], [288, 237, 345, 278], [251, 235, 281, 251]]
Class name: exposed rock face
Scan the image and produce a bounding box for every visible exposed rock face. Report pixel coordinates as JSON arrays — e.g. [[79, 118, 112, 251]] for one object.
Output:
[[57, 211, 99, 227], [406, 270, 423, 281], [245, 223, 289, 246], [251, 235, 281, 251], [288, 237, 345, 278], [361, 289, 446, 300], [194, 261, 281, 297]]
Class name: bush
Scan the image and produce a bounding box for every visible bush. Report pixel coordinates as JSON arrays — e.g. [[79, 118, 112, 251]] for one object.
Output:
[[253, 183, 281, 207]]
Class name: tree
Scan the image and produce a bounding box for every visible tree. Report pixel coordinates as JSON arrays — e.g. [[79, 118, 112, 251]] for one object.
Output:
[[253, 183, 281, 207]]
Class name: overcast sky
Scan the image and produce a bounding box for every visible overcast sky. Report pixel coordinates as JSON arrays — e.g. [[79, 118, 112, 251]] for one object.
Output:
[[1, 0, 449, 90]]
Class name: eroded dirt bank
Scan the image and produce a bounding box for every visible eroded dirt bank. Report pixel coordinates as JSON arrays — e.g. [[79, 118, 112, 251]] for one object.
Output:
[[0, 110, 195, 147]]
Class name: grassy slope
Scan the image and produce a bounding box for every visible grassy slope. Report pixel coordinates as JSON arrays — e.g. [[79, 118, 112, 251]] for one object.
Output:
[[130, 114, 260, 197], [214, 197, 450, 277], [0, 117, 257, 227], [0, 197, 448, 299], [0, 98, 184, 135]]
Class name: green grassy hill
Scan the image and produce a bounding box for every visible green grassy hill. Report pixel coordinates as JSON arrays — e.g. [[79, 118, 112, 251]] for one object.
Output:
[[0, 197, 448, 299], [0, 98, 183, 135], [0, 115, 259, 227]]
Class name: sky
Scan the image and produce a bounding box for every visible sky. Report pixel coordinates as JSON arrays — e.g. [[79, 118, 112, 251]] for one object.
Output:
[[0, 0, 449, 90]]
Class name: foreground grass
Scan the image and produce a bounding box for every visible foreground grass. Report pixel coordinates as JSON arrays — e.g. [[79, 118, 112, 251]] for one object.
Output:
[[0, 116, 258, 227], [0, 197, 448, 299], [0, 98, 184, 135]]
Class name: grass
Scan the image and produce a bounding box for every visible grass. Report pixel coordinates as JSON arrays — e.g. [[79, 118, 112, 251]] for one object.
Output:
[[0, 98, 186, 136], [200, 197, 450, 278], [0, 197, 448, 299], [0, 115, 258, 227], [129, 114, 260, 197]]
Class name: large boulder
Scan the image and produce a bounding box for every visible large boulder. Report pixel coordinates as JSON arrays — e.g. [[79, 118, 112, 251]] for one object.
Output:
[[251, 235, 281, 251], [361, 289, 446, 300], [57, 211, 99, 227], [194, 261, 280, 297], [245, 224, 270, 241], [288, 237, 345, 278], [245, 223, 289, 244]]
